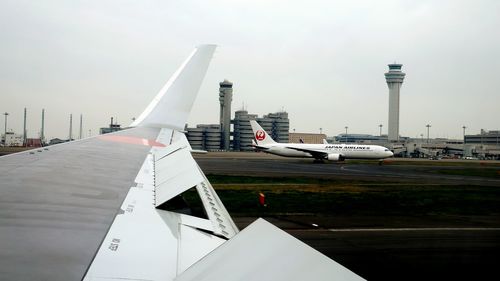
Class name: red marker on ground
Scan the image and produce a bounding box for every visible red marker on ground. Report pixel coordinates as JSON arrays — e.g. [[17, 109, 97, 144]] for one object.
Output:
[[258, 192, 266, 207]]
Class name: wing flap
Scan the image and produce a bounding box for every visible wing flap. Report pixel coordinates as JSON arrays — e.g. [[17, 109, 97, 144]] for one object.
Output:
[[175, 218, 366, 281], [154, 145, 204, 207], [177, 225, 226, 274]]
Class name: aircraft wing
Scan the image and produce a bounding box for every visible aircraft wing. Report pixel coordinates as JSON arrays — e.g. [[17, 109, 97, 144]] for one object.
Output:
[[253, 145, 269, 151], [286, 146, 329, 160], [248, 139, 269, 152], [0, 45, 363, 281]]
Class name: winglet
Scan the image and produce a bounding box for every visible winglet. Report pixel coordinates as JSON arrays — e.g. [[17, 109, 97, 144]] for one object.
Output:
[[249, 120, 277, 145], [131, 45, 217, 130]]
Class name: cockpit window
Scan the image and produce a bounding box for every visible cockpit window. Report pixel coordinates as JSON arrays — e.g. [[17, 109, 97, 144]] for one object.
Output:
[[384, 149, 390, 151]]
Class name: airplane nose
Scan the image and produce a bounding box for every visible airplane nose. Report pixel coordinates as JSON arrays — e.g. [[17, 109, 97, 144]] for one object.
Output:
[[388, 151, 394, 157]]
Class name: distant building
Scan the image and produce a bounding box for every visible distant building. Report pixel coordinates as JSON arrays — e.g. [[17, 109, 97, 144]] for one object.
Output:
[[289, 133, 327, 144], [232, 110, 258, 151], [2, 132, 23, 146], [186, 79, 290, 151], [186, 110, 290, 152], [49, 138, 67, 145], [465, 129, 500, 145], [186, 127, 204, 150], [25, 138, 42, 148], [100, 117, 122, 135], [463, 130, 500, 159], [1, 132, 44, 147], [186, 124, 222, 151], [334, 134, 389, 143], [259, 112, 289, 143], [203, 124, 223, 151], [232, 110, 289, 151]]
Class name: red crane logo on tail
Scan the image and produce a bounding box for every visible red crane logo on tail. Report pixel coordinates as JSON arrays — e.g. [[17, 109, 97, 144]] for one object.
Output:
[[255, 130, 266, 141]]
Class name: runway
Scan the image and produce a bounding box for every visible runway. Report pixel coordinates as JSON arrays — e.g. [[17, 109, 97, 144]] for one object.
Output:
[[327, 227, 500, 232], [195, 152, 500, 186], [231, 216, 500, 281], [195, 152, 500, 280], [288, 227, 499, 281]]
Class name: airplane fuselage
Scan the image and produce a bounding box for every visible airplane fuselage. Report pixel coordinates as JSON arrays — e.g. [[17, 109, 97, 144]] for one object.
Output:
[[249, 119, 393, 161], [258, 143, 393, 160]]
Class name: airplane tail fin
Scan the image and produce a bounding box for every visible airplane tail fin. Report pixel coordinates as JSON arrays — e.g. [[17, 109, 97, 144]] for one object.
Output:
[[131, 44, 217, 130], [249, 120, 277, 145]]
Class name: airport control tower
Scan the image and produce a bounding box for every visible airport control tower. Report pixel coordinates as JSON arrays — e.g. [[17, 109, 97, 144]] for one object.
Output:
[[219, 79, 233, 150], [385, 64, 405, 141]]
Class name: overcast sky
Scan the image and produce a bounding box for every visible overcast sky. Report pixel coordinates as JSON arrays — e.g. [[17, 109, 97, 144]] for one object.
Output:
[[1, 0, 499, 140]]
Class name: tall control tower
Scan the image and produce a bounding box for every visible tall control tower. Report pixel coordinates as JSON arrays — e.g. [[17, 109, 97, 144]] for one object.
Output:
[[384, 64, 405, 141], [219, 79, 233, 150]]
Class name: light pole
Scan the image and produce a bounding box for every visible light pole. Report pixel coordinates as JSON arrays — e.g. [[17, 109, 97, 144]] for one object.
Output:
[[344, 126, 348, 143], [379, 124, 383, 136], [3, 112, 8, 145], [69, 114, 73, 141], [426, 124, 431, 143], [319, 128, 322, 134], [79, 114, 83, 140], [462, 126, 467, 157]]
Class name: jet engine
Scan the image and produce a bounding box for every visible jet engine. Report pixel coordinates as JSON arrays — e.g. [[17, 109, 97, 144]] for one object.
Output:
[[327, 153, 344, 161]]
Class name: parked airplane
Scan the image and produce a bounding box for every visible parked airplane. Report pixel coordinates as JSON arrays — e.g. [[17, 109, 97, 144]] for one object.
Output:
[[0, 45, 364, 281], [250, 120, 393, 161]]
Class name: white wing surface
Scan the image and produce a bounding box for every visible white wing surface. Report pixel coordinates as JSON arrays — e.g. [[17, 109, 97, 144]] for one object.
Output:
[[176, 219, 364, 281], [131, 44, 217, 130]]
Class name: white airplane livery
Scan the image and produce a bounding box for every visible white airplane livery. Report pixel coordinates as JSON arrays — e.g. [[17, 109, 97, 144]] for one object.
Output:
[[250, 120, 393, 161]]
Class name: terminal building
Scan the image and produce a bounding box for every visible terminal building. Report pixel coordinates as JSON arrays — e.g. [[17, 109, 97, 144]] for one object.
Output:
[[465, 130, 500, 145], [333, 134, 389, 143], [289, 133, 327, 144], [187, 109, 289, 152], [463, 130, 500, 159], [233, 110, 289, 151], [231, 110, 257, 151], [186, 124, 223, 151], [186, 79, 290, 151]]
